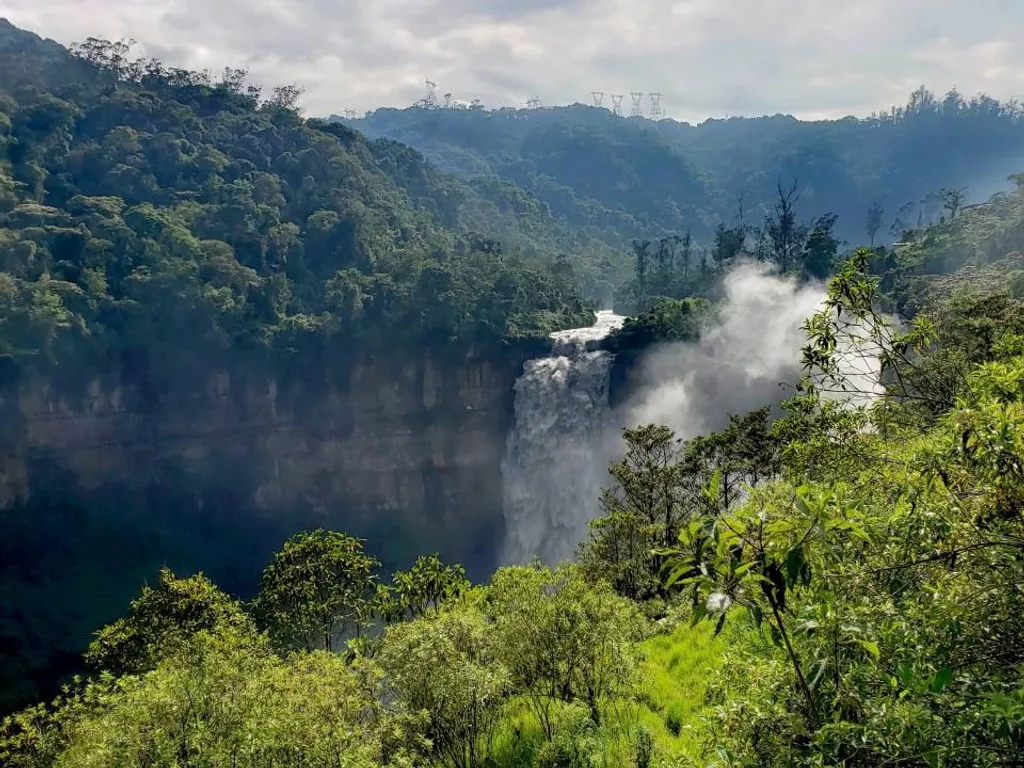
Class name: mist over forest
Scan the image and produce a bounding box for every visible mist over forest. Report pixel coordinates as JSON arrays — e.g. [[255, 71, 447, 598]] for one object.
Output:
[[2, 14, 1024, 768]]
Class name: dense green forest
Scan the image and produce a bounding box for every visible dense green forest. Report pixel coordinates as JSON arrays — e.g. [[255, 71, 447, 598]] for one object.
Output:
[[348, 93, 1024, 252], [4, 175, 1024, 766], [0, 19, 597, 390]]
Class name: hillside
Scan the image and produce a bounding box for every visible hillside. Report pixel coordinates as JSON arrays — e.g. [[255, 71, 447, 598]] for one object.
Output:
[[346, 93, 1024, 248], [0, 19, 596, 376]]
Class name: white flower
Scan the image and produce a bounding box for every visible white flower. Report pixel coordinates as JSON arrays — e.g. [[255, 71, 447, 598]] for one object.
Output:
[[707, 592, 733, 615]]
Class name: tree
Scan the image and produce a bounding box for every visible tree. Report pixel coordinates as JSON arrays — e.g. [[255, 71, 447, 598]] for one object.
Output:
[[631, 238, 651, 310], [764, 179, 807, 272], [255, 530, 378, 652], [941, 186, 968, 220], [711, 223, 744, 273], [487, 563, 642, 734], [800, 212, 839, 280], [581, 413, 780, 601], [84, 568, 252, 676], [579, 425, 683, 600], [378, 607, 508, 768], [376, 554, 470, 624], [865, 200, 884, 247], [50, 627, 426, 768]]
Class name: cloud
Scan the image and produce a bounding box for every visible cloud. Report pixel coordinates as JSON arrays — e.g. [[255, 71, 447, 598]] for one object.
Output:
[[2, 0, 1023, 121]]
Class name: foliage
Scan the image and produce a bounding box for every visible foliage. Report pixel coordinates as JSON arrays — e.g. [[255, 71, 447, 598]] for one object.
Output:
[[580, 411, 780, 602], [0, 23, 595, 397], [83, 567, 252, 676], [378, 606, 509, 768], [254, 529, 378, 652], [654, 247, 1024, 765], [375, 553, 470, 624], [55, 627, 425, 768], [487, 563, 645, 737], [352, 88, 1024, 250], [603, 297, 710, 355]]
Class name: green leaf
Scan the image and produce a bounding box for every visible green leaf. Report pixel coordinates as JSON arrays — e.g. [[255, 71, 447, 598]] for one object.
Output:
[[746, 603, 763, 628], [856, 640, 880, 661], [930, 666, 953, 693], [784, 547, 806, 588], [703, 468, 722, 505], [690, 601, 708, 627]]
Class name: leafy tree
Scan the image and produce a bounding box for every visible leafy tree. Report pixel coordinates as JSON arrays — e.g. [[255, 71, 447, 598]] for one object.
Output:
[[579, 425, 683, 600], [377, 606, 508, 768], [941, 186, 968, 221], [581, 411, 780, 602], [865, 200, 884, 247], [254, 529, 378, 652], [84, 568, 252, 676], [376, 554, 470, 624], [55, 627, 425, 768], [487, 563, 643, 735]]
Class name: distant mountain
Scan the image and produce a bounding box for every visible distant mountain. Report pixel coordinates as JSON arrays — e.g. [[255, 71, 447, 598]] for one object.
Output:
[[342, 92, 1024, 248]]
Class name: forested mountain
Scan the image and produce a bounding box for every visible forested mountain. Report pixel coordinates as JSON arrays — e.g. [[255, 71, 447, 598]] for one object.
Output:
[[5, 178, 1024, 767], [0, 18, 597, 388], [347, 93, 1024, 249]]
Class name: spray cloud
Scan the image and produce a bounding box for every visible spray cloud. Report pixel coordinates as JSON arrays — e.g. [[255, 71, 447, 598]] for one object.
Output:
[[619, 261, 828, 440]]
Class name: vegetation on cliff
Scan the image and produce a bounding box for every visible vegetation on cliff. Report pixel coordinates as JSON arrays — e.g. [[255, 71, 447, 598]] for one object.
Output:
[[5, 172, 1024, 765], [4, 16, 1024, 766], [0, 20, 594, 400]]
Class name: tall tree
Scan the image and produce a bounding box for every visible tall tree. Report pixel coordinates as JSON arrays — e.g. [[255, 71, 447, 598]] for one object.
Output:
[[865, 200, 884, 247], [764, 179, 806, 271], [255, 530, 379, 652]]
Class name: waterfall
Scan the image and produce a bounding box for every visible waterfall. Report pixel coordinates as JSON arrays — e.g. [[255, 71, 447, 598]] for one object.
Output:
[[501, 311, 626, 565]]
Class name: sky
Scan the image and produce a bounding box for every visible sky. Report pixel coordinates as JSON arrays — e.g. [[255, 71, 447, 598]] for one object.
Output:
[[2, 0, 1023, 122]]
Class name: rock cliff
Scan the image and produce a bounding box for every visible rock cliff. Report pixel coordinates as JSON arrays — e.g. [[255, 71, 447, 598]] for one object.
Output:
[[1, 347, 533, 573]]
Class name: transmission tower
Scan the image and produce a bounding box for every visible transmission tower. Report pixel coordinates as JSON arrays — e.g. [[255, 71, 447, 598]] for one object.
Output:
[[630, 91, 643, 117], [649, 92, 663, 120], [343, 108, 357, 119], [527, 97, 540, 109], [610, 94, 624, 116], [444, 92, 452, 109], [424, 79, 438, 107], [591, 90, 604, 108]]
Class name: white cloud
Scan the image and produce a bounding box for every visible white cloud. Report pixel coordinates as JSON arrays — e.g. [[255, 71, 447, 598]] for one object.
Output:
[[1, 0, 1022, 122]]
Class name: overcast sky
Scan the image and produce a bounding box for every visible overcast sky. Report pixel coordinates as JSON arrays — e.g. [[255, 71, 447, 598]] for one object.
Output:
[[2, 0, 1023, 122]]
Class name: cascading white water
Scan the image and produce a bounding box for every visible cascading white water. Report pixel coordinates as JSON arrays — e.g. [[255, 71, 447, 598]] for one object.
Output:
[[501, 310, 626, 565]]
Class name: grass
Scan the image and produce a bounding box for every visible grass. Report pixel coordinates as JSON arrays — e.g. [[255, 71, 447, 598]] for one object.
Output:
[[487, 619, 729, 767], [632, 620, 727, 763]]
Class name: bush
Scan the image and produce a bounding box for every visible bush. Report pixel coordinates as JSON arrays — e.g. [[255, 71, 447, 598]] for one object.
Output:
[[634, 725, 655, 768], [664, 702, 685, 737], [535, 705, 598, 768]]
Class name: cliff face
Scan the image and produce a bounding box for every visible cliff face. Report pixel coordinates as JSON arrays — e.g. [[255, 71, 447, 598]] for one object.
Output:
[[2, 349, 529, 569]]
